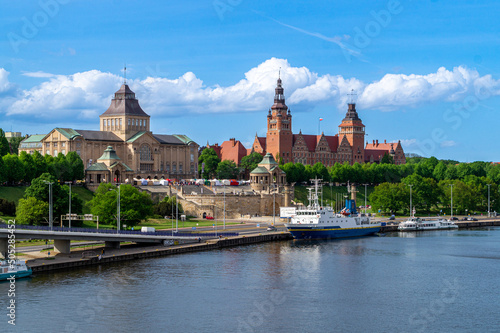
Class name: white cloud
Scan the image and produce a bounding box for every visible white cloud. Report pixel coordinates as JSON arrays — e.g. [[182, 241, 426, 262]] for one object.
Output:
[[2, 60, 500, 122], [440, 140, 457, 148]]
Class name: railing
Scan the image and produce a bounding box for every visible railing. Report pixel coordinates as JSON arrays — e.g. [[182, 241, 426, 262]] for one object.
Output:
[[0, 223, 238, 237]]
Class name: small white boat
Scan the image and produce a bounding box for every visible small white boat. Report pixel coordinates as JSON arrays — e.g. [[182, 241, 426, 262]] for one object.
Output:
[[0, 260, 33, 280], [398, 217, 458, 231]]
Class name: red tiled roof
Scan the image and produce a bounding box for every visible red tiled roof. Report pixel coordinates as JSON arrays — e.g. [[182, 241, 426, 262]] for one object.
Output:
[[324, 135, 339, 152], [364, 149, 386, 162], [220, 139, 247, 165], [257, 137, 266, 150]]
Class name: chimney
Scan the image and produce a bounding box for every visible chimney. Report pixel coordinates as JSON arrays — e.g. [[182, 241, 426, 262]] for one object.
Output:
[[372, 140, 375, 145], [376, 140, 379, 146], [384, 140, 386, 144], [230, 138, 235, 146]]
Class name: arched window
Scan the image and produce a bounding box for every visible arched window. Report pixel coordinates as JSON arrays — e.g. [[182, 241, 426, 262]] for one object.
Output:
[[140, 144, 152, 161]]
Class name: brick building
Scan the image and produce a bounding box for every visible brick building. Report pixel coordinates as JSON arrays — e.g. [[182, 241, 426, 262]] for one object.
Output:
[[249, 77, 405, 166]]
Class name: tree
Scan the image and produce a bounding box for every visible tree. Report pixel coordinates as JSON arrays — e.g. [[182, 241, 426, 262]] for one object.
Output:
[[198, 148, 221, 179], [19, 151, 36, 183], [433, 161, 447, 181], [312, 162, 330, 182], [32, 151, 48, 178], [0, 198, 16, 216], [402, 174, 441, 212], [380, 153, 394, 164], [8, 136, 24, 155], [370, 182, 408, 214], [2, 154, 25, 184], [216, 160, 239, 179], [0, 129, 9, 157], [89, 183, 153, 227], [240, 152, 263, 177], [16, 197, 48, 225], [66, 151, 85, 180], [24, 173, 82, 222], [153, 196, 184, 218]]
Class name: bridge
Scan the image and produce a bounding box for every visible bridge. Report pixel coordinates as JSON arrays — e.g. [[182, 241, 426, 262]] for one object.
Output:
[[0, 224, 238, 257]]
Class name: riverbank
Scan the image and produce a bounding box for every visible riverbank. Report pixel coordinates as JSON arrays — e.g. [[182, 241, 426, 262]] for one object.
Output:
[[26, 231, 292, 273]]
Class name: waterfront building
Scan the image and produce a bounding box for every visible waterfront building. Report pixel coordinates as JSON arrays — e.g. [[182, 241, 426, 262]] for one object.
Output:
[[212, 77, 405, 167], [19, 83, 199, 187]]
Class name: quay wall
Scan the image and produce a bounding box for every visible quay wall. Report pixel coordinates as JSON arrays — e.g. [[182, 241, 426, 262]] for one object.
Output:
[[29, 232, 292, 273]]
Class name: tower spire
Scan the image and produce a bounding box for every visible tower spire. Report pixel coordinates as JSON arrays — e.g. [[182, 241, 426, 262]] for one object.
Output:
[[348, 89, 357, 104], [124, 64, 127, 84]]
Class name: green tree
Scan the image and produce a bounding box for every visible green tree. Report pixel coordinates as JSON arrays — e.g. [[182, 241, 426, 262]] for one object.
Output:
[[16, 197, 49, 225], [240, 152, 263, 177], [198, 148, 221, 179], [19, 151, 36, 183], [216, 160, 239, 179], [89, 183, 153, 228], [380, 153, 394, 164], [8, 136, 24, 155], [2, 154, 25, 184], [433, 161, 447, 181], [370, 182, 408, 214], [312, 162, 330, 182], [66, 151, 85, 180], [0, 129, 9, 156], [153, 196, 184, 218], [402, 174, 441, 212], [32, 151, 48, 178], [24, 173, 82, 222]]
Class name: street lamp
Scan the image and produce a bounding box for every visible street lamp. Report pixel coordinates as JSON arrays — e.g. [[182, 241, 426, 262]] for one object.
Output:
[[273, 184, 276, 226], [43, 181, 54, 230], [449, 184, 454, 220], [223, 183, 226, 230], [487, 184, 491, 217], [109, 185, 121, 233], [65, 181, 72, 229], [408, 184, 413, 218], [364, 184, 368, 215]]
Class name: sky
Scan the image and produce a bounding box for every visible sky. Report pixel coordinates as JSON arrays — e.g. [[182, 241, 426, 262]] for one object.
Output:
[[1, 0, 500, 162]]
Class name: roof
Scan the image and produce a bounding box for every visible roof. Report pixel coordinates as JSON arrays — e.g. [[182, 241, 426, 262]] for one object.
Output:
[[86, 163, 109, 171], [364, 149, 386, 162], [153, 134, 185, 145], [173, 134, 196, 145], [127, 131, 147, 143], [74, 130, 122, 142], [260, 153, 278, 165], [220, 139, 247, 165], [98, 146, 121, 161], [54, 128, 81, 140], [324, 135, 339, 152], [257, 137, 266, 150], [109, 162, 133, 172], [365, 141, 397, 151], [250, 166, 270, 174], [100, 84, 149, 117], [21, 134, 45, 143], [293, 134, 318, 152]]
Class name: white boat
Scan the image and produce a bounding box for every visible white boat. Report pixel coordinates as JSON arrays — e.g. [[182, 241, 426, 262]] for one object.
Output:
[[398, 217, 458, 231], [285, 180, 382, 240], [0, 260, 32, 280]]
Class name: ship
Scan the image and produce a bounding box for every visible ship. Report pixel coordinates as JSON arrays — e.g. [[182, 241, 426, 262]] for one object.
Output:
[[285, 180, 383, 240], [0, 260, 33, 281], [398, 217, 458, 231]]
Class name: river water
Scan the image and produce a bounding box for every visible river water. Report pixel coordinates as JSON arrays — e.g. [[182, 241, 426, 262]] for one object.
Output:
[[2, 227, 500, 333]]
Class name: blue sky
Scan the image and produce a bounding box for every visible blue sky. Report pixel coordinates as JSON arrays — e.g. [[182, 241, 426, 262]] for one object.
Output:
[[1, 0, 500, 161]]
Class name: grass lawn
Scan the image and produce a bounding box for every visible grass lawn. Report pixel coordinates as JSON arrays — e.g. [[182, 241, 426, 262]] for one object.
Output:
[[139, 218, 239, 230], [0, 186, 28, 205]]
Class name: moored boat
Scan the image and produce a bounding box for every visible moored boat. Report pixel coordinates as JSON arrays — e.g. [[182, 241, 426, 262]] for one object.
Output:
[[0, 260, 33, 280], [398, 217, 458, 231], [285, 180, 382, 240]]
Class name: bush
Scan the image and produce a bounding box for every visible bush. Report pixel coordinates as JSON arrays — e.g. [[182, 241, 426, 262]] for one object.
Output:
[[0, 198, 16, 216]]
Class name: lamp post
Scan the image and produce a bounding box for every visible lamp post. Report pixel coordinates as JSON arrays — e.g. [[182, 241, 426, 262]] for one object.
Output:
[[109, 185, 121, 233], [223, 183, 226, 230], [487, 184, 491, 217], [364, 184, 367, 215], [273, 184, 276, 226], [43, 181, 54, 230], [65, 181, 72, 229], [408, 184, 413, 218], [449, 184, 454, 220]]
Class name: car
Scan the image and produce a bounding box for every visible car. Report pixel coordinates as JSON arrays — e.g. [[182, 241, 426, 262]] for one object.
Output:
[[467, 217, 478, 221], [389, 216, 395, 220], [266, 225, 277, 231], [205, 216, 214, 220], [461, 217, 469, 221], [449, 217, 458, 221]]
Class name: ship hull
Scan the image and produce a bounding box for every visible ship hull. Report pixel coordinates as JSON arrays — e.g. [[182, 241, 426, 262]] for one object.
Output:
[[286, 225, 381, 240]]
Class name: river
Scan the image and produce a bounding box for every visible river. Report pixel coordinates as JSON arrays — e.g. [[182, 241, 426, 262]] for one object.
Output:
[[2, 227, 500, 332]]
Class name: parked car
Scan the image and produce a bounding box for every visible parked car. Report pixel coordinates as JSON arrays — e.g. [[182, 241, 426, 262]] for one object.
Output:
[[267, 225, 277, 231], [389, 215, 395, 220], [467, 217, 478, 221], [205, 215, 214, 220], [449, 217, 458, 221]]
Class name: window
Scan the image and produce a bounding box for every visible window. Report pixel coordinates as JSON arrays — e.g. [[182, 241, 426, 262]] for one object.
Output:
[[140, 145, 152, 161], [111, 119, 114, 128], [54, 150, 58, 156], [120, 119, 122, 129], [166, 163, 170, 173], [128, 119, 131, 127], [46, 143, 50, 148], [53, 142, 58, 147], [61, 142, 66, 147], [179, 163, 183, 174], [173, 164, 177, 173], [61, 149, 66, 155], [76, 150, 81, 156], [76, 140, 81, 148], [107, 119, 110, 127], [103, 120, 106, 128]]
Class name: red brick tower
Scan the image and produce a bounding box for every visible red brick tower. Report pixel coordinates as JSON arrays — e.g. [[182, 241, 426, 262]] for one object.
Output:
[[266, 76, 293, 163], [338, 93, 365, 164]]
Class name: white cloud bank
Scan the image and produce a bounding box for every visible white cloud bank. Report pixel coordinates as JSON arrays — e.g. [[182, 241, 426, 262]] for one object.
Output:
[[2, 58, 500, 121]]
